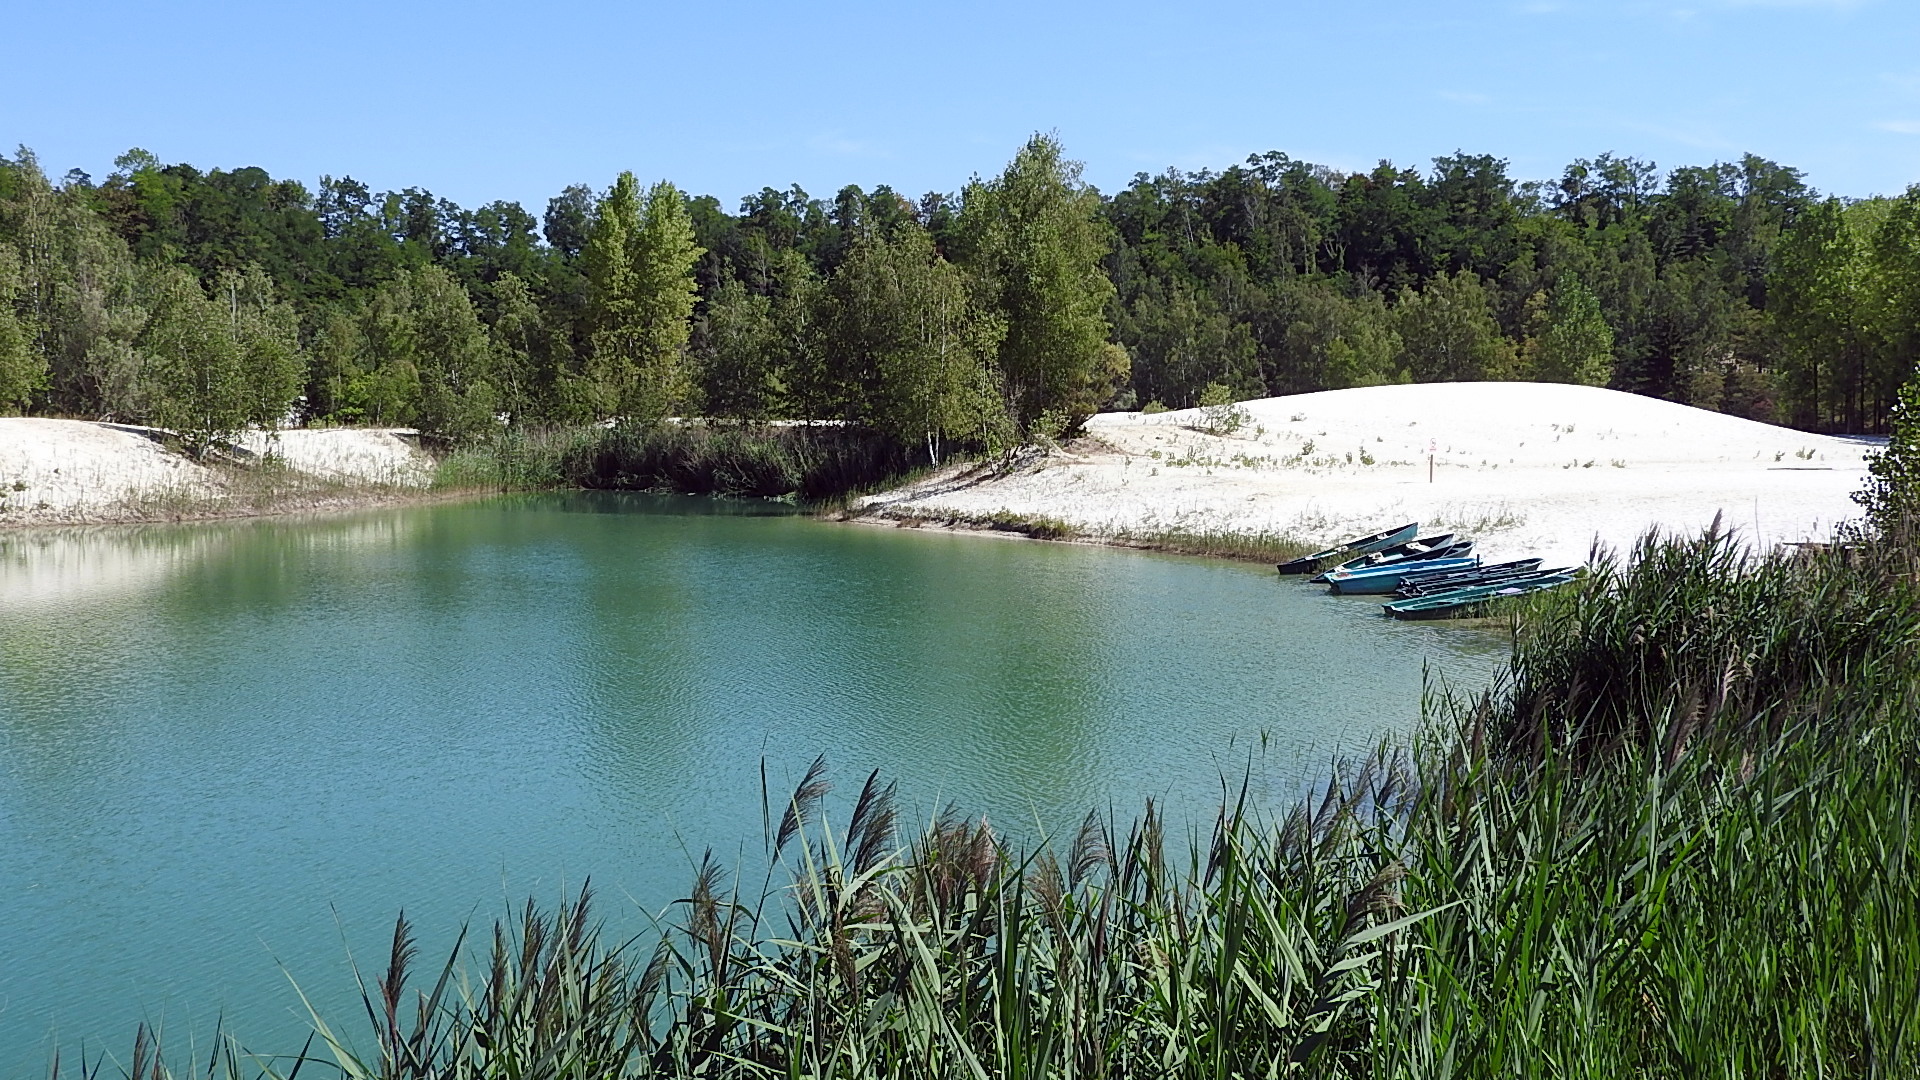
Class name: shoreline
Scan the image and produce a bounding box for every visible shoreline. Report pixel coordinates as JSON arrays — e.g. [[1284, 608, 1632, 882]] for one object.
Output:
[[4, 384, 1877, 563], [835, 504, 1315, 564]]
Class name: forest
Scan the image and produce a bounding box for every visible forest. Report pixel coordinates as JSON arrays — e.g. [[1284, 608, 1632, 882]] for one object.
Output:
[[2, 136, 1917, 457]]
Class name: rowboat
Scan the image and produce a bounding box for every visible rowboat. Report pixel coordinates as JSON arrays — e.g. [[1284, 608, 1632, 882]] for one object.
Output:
[[1310, 533, 1458, 582], [1382, 572, 1581, 619], [1393, 558, 1546, 597], [1326, 556, 1483, 594], [1275, 522, 1418, 574]]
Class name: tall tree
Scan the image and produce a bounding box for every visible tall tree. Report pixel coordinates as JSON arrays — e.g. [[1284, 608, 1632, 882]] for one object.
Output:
[[1276, 282, 1404, 392], [139, 264, 248, 456], [955, 135, 1116, 434], [584, 173, 702, 419], [1769, 198, 1875, 429], [0, 243, 45, 412], [215, 264, 304, 429], [696, 274, 783, 423], [409, 265, 496, 441], [488, 271, 563, 426], [825, 225, 1006, 460]]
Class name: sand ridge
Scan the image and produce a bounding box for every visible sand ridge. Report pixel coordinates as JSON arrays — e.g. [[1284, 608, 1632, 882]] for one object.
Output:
[[858, 383, 1874, 567]]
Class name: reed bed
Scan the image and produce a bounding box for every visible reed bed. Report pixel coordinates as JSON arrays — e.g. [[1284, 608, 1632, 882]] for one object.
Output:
[[77, 528, 1920, 1078], [434, 423, 921, 502]]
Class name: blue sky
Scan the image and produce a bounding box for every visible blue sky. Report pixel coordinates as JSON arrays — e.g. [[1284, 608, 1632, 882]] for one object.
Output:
[[3, 0, 1914, 213]]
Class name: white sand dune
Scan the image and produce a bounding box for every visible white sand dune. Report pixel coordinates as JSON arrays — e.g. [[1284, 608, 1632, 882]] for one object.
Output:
[[859, 383, 1875, 567], [0, 419, 433, 526], [237, 427, 432, 485]]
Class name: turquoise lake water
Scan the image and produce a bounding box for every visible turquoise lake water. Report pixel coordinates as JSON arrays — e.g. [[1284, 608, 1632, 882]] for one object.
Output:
[[0, 493, 1502, 1070]]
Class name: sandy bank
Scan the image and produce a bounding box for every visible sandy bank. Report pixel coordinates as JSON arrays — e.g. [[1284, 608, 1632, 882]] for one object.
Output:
[[857, 383, 1875, 567], [0, 419, 436, 527]]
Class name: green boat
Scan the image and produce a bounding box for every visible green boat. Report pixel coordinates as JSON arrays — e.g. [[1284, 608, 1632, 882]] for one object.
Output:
[[1309, 533, 1458, 582], [1382, 572, 1581, 620], [1275, 522, 1418, 574]]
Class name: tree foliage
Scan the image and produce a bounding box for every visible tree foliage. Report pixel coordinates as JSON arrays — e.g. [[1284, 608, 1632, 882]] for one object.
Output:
[[1523, 277, 1613, 386], [955, 135, 1116, 434], [2, 138, 1915, 451]]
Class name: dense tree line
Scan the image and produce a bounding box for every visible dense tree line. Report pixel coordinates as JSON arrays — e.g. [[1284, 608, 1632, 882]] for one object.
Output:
[[2, 138, 1917, 453]]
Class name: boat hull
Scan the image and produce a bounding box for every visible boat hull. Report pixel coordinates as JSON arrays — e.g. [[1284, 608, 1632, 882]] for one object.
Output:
[[1383, 573, 1579, 619], [1326, 557, 1482, 594], [1276, 522, 1417, 574]]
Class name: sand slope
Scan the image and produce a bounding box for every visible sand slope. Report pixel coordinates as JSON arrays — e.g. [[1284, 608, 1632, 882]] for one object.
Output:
[[0, 419, 433, 526], [859, 383, 1874, 567]]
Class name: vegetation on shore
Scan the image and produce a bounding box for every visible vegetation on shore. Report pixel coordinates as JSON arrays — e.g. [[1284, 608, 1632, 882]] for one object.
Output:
[[430, 423, 922, 503]]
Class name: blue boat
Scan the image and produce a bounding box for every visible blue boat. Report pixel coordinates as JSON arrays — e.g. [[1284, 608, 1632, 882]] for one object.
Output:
[[1393, 558, 1546, 597], [1326, 556, 1482, 594], [1275, 522, 1418, 574]]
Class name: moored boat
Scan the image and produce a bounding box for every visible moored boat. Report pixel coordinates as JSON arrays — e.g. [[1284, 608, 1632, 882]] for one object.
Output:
[[1393, 558, 1546, 597], [1275, 522, 1418, 574], [1325, 555, 1482, 594], [1382, 572, 1581, 619], [1310, 533, 1458, 582]]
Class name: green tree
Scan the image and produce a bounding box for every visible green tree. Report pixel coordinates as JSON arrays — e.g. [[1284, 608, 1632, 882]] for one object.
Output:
[[825, 225, 1007, 461], [304, 308, 365, 422], [1394, 270, 1518, 382], [697, 274, 784, 423], [214, 265, 304, 429], [955, 135, 1116, 435], [0, 242, 46, 412], [1867, 189, 1920, 423], [1277, 282, 1405, 391], [139, 264, 248, 456], [408, 266, 495, 441], [1853, 369, 1920, 541], [1125, 280, 1258, 408], [488, 271, 560, 426], [1522, 276, 1614, 386], [584, 174, 703, 420], [0, 148, 149, 419]]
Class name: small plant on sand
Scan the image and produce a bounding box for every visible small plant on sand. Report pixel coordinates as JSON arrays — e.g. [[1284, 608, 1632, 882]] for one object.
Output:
[[1192, 382, 1250, 436]]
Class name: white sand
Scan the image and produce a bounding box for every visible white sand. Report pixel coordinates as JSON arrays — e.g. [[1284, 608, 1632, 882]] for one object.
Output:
[[0, 419, 433, 526], [858, 383, 1875, 567], [237, 427, 433, 485]]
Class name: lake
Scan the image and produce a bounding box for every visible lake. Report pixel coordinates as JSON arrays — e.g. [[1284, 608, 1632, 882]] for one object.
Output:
[[0, 493, 1501, 1070]]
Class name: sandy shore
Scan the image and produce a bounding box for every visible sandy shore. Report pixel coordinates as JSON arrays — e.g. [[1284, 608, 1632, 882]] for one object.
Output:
[[2, 385, 1876, 556], [0, 419, 435, 527], [856, 383, 1875, 567]]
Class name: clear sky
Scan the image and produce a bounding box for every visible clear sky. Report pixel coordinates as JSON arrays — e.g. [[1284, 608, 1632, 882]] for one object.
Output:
[[3, 0, 1914, 214]]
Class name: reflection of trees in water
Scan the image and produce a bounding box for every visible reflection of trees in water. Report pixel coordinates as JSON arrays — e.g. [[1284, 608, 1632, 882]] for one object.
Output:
[[0, 511, 420, 612]]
